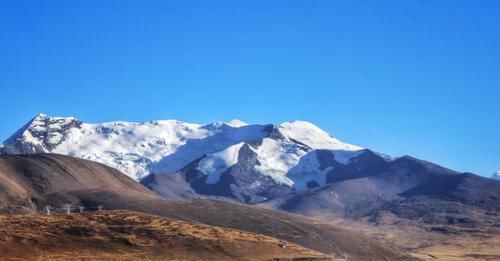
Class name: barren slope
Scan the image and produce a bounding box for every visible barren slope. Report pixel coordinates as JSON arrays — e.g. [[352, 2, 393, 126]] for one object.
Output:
[[0, 154, 156, 214], [0, 210, 330, 261]]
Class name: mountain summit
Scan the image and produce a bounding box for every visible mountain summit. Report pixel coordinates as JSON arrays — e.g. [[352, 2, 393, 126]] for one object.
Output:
[[1, 114, 363, 186]]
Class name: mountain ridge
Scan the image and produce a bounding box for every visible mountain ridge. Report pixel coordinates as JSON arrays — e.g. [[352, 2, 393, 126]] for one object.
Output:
[[1, 114, 364, 186]]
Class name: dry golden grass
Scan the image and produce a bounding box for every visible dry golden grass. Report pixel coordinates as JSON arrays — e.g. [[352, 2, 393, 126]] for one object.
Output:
[[326, 214, 500, 261], [0, 210, 332, 261], [411, 236, 500, 261]]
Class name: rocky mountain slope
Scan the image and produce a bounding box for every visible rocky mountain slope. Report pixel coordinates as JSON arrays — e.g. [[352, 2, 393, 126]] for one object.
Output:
[[144, 150, 500, 236], [259, 155, 500, 228]]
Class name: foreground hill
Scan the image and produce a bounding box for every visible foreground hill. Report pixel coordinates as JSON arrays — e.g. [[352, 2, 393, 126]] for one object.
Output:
[[0, 154, 413, 261], [0, 153, 156, 214], [0, 210, 330, 261], [92, 197, 414, 260]]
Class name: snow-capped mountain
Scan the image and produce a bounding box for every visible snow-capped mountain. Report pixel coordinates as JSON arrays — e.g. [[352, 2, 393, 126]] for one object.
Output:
[[2, 114, 365, 189], [492, 171, 500, 181], [4, 116, 500, 247]]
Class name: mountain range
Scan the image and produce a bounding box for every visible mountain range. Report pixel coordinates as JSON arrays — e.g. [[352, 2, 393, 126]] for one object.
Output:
[[2, 114, 500, 260], [2, 114, 500, 215], [1, 113, 375, 198], [1, 114, 362, 183], [0, 153, 412, 260]]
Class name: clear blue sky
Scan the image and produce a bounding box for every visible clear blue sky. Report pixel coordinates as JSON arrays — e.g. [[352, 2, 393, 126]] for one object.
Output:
[[1, 1, 499, 177]]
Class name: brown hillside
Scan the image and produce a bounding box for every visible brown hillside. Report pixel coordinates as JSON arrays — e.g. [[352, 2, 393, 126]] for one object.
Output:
[[0, 210, 330, 261]]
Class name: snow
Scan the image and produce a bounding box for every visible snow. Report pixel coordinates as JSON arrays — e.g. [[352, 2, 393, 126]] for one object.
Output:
[[151, 123, 268, 174], [226, 119, 248, 127], [57, 120, 213, 178], [252, 138, 307, 186], [332, 150, 364, 165], [492, 171, 500, 181], [287, 151, 330, 190], [21, 130, 45, 152], [2, 114, 270, 180], [2, 114, 373, 188], [278, 120, 363, 151], [198, 142, 244, 184], [250, 137, 357, 188], [248, 120, 368, 188], [47, 132, 63, 144]]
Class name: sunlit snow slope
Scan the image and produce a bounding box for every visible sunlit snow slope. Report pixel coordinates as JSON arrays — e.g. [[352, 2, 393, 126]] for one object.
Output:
[[2, 114, 364, 189]]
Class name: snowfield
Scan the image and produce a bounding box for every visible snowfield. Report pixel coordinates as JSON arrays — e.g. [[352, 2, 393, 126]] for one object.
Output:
[[2, 114, 365, 189]]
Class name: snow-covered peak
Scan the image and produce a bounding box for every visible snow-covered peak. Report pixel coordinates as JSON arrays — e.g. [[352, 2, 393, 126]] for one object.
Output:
[[34, 112, 47, 119], [2, 114, 270, 180], [278, 120, 363, 151], [226, 119, 248, 127], [2, 114, 369, 184], [199, 119, 248, 129], [3, 114, 82, 153], [32, 113, 77, 123], [492, 171, 500, 181]]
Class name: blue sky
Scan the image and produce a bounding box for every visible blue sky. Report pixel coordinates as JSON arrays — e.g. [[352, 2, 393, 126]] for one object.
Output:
[[1, 1, 499, 177]]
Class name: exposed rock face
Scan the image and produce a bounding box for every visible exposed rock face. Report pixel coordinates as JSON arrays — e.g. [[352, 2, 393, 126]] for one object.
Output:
[[3, 114, 83, 154]]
